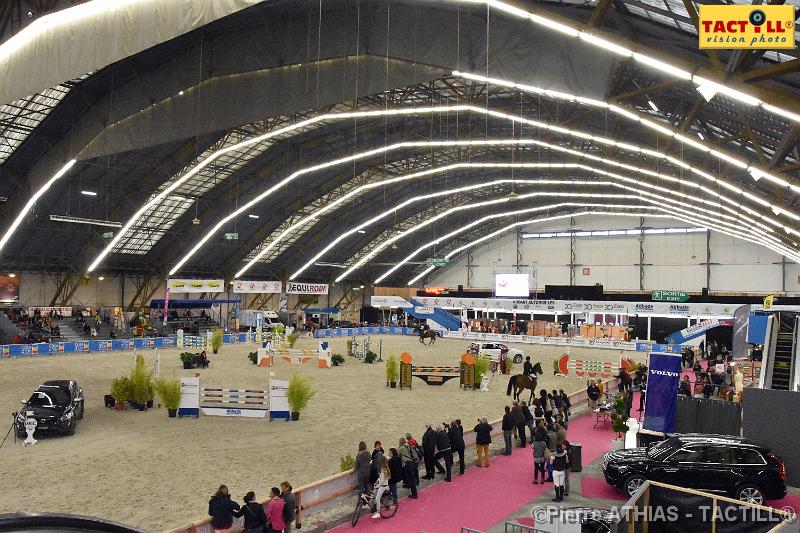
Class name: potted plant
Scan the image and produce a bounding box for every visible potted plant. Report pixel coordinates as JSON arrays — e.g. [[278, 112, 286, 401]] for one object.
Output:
[[154, 376, 182, 418], [286, 373, 316, 421], [180, 352, 195, 369], [287, 332, 300, 348], [110, 377, 130, 411], [386, 354, 399, 388], [210, 328, 223, 354], [129, 354, 153, 411], [364, 351, 377, 364], [610, 394, 628, 450], [248, 351, 258, 365], [331, 354, 345, 366], [474, 356, 490, 390]]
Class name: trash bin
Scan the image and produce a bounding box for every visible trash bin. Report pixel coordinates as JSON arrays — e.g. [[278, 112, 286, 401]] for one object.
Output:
[[570, 442, 582, 472]]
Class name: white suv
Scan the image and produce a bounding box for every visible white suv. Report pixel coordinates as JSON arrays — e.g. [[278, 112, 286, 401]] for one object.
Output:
[[467, 342, 524, 363]]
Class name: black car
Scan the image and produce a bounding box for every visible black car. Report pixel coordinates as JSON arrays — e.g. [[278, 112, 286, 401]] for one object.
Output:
[[603, 434, 786, 504], [15, 380, 84, 437]]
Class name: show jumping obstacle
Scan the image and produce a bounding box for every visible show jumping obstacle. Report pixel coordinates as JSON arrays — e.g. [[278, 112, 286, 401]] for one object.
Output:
[[555, 353, 617, 378], [259, 341, 332, 368], [398, 353, 476, 390], [200, 388, 270, 418]]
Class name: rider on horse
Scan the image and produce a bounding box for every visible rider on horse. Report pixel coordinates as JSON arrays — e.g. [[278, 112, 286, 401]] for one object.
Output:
[[523, 356, 534, 377]]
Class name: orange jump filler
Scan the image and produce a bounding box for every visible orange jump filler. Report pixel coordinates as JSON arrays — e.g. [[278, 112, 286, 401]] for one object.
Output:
[[698, 4, 795, 49]]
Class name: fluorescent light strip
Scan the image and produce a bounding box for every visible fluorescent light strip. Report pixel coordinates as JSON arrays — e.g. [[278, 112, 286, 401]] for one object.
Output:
[[366, 192, 796, 284], [80, 190, 97, 196], [49, 215, 122, 228], [454, 70, 800, 197], [289, 162, 784, 282], [239, 132, 796, 279], [521, 227, 706, 238], [0, 159, 76, 254]]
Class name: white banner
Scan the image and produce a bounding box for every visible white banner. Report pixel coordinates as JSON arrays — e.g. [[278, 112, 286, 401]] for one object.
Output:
[[28, 306, 72, 317], [286, 282, 328, 294], [371, 296, 412, 308], [168, 278, 225, 293], [233, 280, 282, 294], [414, 296, 740, 318], [443, 330, 638, 351], [414, 306, 434, 315], [269, 379, 290, 419], [177, 376, 200, 417]]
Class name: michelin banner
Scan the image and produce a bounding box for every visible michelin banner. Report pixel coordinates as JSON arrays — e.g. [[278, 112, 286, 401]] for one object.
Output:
[[167, 278, 225, 293], [643, 353, 682, 433]]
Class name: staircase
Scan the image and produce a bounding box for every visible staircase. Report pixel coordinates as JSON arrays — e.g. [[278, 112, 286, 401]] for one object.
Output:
[[770, 313, 797, 390], [403, 299, 462, 332]]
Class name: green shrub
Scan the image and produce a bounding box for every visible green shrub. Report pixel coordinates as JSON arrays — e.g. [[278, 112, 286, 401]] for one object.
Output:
[[154, 376, 182, 410], [110, 376, 130, 402], [386, 354, 399, 383], [610, 395, 629, 437], [474, 356, 491, 385], [210, 328, 223, 352], [287, 373, 316, 413], [287, 332, 300, 348], [129, 354, 153, 405], [340, 452, 355, 472], [331, 354, 345, 366], [364, 351, 377, 364], [248, 351, 258, 365], [179, 352, 195, 365]]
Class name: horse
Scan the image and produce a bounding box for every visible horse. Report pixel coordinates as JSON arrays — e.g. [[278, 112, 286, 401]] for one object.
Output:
[[416, 328, 439, 345], [506, 362, 543, 403]]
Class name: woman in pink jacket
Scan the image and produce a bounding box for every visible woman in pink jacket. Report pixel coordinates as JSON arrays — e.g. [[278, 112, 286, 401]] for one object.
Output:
[[266, 487, 285, 533]]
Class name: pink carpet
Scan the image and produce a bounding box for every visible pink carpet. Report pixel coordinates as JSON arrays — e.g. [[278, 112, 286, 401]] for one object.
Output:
[[337, 409, 617, 532], [768, 494, 800, 513], [581, 476, 628, 500]]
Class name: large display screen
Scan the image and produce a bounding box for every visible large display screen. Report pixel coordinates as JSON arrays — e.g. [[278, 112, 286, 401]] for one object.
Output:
[[495, 273, 530, 297], [0, 274, 19, 303]]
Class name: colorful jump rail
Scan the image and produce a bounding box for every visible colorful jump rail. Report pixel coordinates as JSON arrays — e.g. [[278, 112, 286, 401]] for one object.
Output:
[[315, 326, 415, 337], [0, 332, 259, 359]]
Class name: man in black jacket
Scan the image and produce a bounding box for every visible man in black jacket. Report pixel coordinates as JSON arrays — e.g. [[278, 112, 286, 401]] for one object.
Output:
[[422, 423, 443, 479], [473, 418, 492, 467], [448, 419, 466, 475], [523, 356, 534, 377], [587, 380, 600, 410], [433, 424, 453, 482], [501, 405, 514, 455]]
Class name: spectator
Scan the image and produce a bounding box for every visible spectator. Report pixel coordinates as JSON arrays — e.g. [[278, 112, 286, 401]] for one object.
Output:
[[501, 406, 514, 455], [545, 423, 557, 482], [587, 380, 600, 410], [448, 419, 465, 475], [387, 448, 403, 501], [551, 443, 569, 502], [422, 423, 443, 479], [370, 440, 385, 484], [539, 389, 552, 426], [522, 403, 535, 445], [551, 389, 563, 420], [554, 419, 567, 449], [559, 390, 571, 424], [617, 368, 632, 393], [532, 398, 545, 422], [679, 375, 691, 397], [279, 482, 295, 533], [355, 441, 372, 493], [532, 425, 547, 485], [208, 485, 240, 533], [371, 456, 390, 519], [398, 437, 419, 498], [547, 392, 558, 420], [233, 491, 267, 533], [512, 401, 527, 447], [266, 487, 285, 533], [596, 378, 605, 399], [473, 417, 493, 467], [433, 423, 453, 482]]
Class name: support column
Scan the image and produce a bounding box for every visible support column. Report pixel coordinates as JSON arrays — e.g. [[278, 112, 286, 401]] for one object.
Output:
[[466, 250, 474, 289], [569, 217, 577, 285], [515, 231, 523, 273], [782, 256, 787, 294], [639, 217, 645, 291], [647, 316, 652, 341], [706, 230, 711, 291]]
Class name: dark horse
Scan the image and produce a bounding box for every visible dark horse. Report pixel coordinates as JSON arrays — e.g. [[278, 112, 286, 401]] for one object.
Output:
[[416, 327, 439, 345], [506, 362, 543, 403]]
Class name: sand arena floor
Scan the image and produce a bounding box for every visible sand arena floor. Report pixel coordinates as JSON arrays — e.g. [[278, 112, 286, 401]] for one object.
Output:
[[0, 335, 645, 530]]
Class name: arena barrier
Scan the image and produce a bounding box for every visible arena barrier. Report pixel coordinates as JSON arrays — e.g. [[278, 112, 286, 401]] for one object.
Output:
[[264, 341, 332, 368], [164, 375, 621, 533], [554, 353, 619, 379], [399, 353, 475, 389], [443, 330, 688, 353], [200, 388, 270, 418], [315, 326, 415, 338]]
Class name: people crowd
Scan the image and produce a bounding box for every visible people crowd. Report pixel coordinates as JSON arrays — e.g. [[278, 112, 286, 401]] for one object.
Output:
[[208, 482, 295, 533], [5, 307, 62, 343]]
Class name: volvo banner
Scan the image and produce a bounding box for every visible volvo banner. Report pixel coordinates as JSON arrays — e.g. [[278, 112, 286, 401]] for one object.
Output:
[[643, 353, 682, 433]]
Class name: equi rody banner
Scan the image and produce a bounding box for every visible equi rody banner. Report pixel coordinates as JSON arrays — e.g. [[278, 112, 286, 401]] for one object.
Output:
[[643, 353, 682, 433]]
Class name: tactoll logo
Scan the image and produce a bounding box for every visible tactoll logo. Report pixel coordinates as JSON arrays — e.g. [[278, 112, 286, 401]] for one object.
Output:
[[699, 5, 795, 49]]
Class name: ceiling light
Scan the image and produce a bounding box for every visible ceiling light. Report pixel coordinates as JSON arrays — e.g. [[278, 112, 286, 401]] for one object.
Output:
[[178, 90, 184, 96], [8, 273, 16, 277], [647, 100, 659, 112], [98, 276, 105, 281], [694, 82, 718, 102], [49, 215, 122, 228], [359, 285, 365, 289], [357, 230, 366, 234], [749, 168, 763, 182], [81, 190, 97, 196], [248, 214, 259, 219], [697, 132, 704, 140], [578, 32, 633, 57], [529, 13, 579, 36], [631, 53, 692, 80]]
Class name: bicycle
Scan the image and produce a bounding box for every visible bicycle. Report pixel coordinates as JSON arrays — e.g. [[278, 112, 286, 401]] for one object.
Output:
[[351, 489, 397, 527]]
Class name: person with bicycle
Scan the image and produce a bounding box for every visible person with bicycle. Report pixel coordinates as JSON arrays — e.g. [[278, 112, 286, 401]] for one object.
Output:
[[354, 441, 372, 493], [371, 456, 390, 519]]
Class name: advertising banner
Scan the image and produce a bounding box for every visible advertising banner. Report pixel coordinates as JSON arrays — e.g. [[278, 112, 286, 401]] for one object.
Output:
[[643, 353, 682, 433], [414, 306, 434, 315], [27, 306, 72, 317], [732, 304, 751, 359], [269, 379, 290, 420], [371, 296, 412, 308], [233, 280, 282, 294], [665, 319, 720, 344], [167, 278, 225, 293], [0, 274, 20, 303], [442, 330, 641, 351], [178, 376, 200, 417], [286, 282, 328, 294]]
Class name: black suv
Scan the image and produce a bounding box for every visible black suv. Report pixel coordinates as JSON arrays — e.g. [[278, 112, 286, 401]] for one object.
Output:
[[603, 434, 786, 504], [15, 380, 84, 437]]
